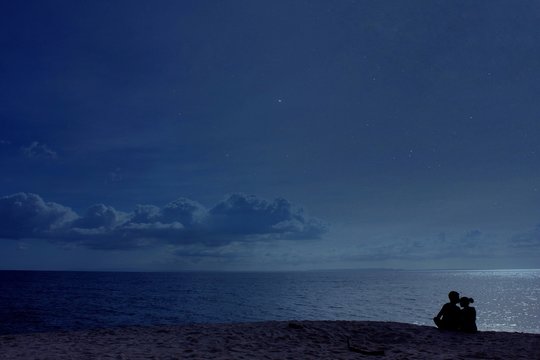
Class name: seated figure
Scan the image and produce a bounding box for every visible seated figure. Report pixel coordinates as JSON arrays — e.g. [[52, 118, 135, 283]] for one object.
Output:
[[459, 297, 477, 333], [433, 290, 461, 330]]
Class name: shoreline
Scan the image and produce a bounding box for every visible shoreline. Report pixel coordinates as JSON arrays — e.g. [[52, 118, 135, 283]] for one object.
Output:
[[2, 320, 539, 359]]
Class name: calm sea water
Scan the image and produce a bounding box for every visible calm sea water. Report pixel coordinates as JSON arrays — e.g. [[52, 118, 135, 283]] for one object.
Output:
[[0, 269, 538, 335]]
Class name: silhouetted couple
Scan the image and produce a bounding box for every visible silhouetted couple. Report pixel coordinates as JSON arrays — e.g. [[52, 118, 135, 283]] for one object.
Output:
[[433, 290, 477, 333]]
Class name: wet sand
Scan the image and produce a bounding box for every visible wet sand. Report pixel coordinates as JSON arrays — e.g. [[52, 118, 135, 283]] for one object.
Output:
[[1, 320, 539, 359]]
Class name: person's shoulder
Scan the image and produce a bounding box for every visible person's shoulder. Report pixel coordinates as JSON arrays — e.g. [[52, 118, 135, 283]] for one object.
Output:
[[442, 303, 456, 310]]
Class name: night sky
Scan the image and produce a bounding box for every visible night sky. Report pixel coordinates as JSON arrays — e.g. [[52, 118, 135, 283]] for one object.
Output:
[[1, 1, 539, 271]]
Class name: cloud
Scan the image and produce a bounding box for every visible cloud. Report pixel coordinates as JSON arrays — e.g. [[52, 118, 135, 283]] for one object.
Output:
[[161, 198, 207, 227], [510, 224, 540, 248], [0, 193, 77, 239], [340, 229, 505, 262], [21, 142, 58, 159], [456, 229, 484, 249], [71, 204, 127, 229], [208, 194, 326, 240], [0, 192, 327, 250]]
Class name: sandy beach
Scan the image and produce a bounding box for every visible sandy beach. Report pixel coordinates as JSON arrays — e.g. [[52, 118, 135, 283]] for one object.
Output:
[[1, 321, 539, 359]]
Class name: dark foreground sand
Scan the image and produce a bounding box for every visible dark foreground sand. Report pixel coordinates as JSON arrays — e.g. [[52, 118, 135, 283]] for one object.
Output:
[[1, 321, 539, 359]]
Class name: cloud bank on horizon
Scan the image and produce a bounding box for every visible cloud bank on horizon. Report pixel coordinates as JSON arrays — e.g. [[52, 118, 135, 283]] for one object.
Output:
[[1, 192, 538, 269], [0, 192, 327, 250]]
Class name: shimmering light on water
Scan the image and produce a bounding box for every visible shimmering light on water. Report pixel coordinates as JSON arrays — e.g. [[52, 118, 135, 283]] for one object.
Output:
[[418, 269, 540, 333]]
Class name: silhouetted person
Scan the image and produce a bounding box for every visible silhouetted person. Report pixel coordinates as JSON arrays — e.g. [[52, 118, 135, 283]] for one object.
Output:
[[433, 290, 461, 330], [459, 297, 477, 333]]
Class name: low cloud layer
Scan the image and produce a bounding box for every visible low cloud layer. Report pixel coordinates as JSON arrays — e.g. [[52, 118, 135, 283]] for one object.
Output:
[[0, 193, 327, 250], [339, 226, 540, 264], [510, 225, 540, 249]]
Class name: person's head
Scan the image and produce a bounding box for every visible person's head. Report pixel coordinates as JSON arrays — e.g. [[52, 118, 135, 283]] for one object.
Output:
[[460, 297, 474, 308], [448, 291, 460, 304]]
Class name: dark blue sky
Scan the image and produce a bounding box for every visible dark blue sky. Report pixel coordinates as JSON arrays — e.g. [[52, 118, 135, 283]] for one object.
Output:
[[1, 0, 539, 270]]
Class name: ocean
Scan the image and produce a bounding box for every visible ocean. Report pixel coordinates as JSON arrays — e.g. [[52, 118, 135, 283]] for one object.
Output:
[[1, 269, 538, 335]]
